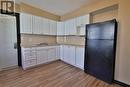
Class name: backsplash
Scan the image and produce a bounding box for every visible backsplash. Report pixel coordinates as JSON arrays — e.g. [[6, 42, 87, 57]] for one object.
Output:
[[21, 34, 57, 47], [57, 36, 85, 45], [21, 34, 85, 47]]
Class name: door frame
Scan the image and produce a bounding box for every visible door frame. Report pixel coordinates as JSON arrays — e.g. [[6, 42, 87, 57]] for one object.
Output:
[[0, 9, 22, 67]]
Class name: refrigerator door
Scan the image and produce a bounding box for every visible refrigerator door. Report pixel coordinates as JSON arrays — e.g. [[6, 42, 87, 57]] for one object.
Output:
[[86, 21, 115, 40], [84, 19, 117, 83]]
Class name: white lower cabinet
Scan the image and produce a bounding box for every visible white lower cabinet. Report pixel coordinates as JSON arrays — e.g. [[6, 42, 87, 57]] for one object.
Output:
[[48, 48, 57, 62], [63, 45, 75, 65], [60, 45, 85, 70], [75, 47, 85, 70], [22, 45, 84, 70], [56, 46, 60, 59], [59, 45, 64, 60], [36, 47, 48, 65], [22, 46, 60, 70], [22, 48, 37, 69]]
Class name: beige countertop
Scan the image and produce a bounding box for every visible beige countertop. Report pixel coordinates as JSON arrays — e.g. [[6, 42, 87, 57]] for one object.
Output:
[[21, 43, 85, 48], [21, 44, 59, 48], [59, 44, 85, 47]]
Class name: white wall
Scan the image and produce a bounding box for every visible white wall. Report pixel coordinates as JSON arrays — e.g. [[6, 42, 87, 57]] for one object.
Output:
[[115, 0, 130, 85]]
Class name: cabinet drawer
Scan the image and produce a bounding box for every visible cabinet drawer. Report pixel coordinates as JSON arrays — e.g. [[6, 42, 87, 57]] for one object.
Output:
[[24, 52, 36, 57], [30, 59, 37, 66], [24, 56, 36, 61], [24, 59, 37, 68]]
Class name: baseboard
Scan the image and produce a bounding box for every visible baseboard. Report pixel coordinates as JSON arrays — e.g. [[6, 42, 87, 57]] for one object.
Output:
[[114, 80, 130, 87]]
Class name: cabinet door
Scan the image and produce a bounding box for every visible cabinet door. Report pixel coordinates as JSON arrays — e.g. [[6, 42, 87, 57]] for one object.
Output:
[[76, 47, 85, 69], [49, 20, 57, 35], [48, 48, 56, 61], [68, 46, 76, 65], [56, 46, 60, 60], [69, 19, 77, 35], [60, 45, 64, 60], [37, 49, 48, 64], [64, 21, 69, 35], [82, 14, 90, 25], [76, 14, 90, 35], [63, 45, 75, 65], [20, 13, 32, 34], [57, 22, 64, 35], [63, 45, 69, 62], [43, 18, 50, 35], [22, 48, 36, 61], [32, 16, 43, 34]]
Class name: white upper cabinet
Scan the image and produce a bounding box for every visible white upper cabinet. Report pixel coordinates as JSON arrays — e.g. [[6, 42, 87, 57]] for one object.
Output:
[[20, 13, 57, 35], [32, 16, 43, 34], [64, 19, 76, 35], [49, 20, 57, 35], [63, 14, 90, 36], [20, 13, 33, 34], [69, 19, 77, 35], [57, 22, 64, 35], [20, 13, 89, 36], [76, 14, 90, 35], [64, 21, 70, 35], [42, 18, 50, 35]]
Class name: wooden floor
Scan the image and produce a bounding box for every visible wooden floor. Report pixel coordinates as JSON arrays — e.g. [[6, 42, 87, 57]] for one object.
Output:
[[0, 61, 121, 87]]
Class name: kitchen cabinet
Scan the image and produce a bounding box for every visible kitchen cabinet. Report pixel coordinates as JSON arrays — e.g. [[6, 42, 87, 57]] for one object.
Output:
[[75, 47, 85, 70], [49, 20, 57, 35], [60, 45, 85, 70], [59, 45, 64, 60], [64, 21, 70, 35], [32, 16, 43, 34], [22, 45, 85, 70], [22, 48, 37, 69], [69, 19, 77, 35], [36, 47, 48, 64], [64, 19, 76, 35], [48, 48, 57, 61], [20, 13, 57, 35], [57, 22, 64, 35], [22, 46, 60, 70], [68, 46, 76, 65], [63, 45, 69, 63], [76, 14, 90, 35], [20, 13, 33, 34], [42, 18, 50, 35], [56, 46, 60, 59], [62, 14, 90, 36], [63, 45, 75, 65]]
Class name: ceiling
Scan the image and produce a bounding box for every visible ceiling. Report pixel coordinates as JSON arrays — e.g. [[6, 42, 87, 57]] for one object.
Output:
[[16, 0, 99, 16]]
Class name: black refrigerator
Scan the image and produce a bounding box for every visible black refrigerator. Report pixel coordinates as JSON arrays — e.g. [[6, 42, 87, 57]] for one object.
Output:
[[84, 19, 117, 83]]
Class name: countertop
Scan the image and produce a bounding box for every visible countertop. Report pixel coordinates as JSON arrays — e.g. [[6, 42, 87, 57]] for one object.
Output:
[[21, 43, 85, 48]]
